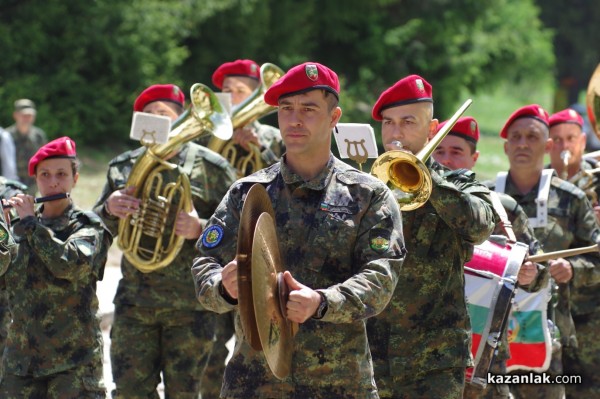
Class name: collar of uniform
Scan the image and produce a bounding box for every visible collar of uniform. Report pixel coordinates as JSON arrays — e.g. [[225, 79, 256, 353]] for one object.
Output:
[[37, 202, 76, 230], [503, 169, 556, 199], [280, 153, 336, 190]]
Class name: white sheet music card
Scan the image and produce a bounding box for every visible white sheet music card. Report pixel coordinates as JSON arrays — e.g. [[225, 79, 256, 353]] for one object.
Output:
[[333, 123, 378, 163], [215, 92, 233, 116], [130, 112, 171, 145]]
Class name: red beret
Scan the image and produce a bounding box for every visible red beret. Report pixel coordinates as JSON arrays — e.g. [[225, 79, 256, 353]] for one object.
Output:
[[437, 116, 479, 144], [212, 59, 260, 90], [372, 75, 433, 121], [549, 108, 584, 128], [264, 62, 340, 106], [29, 136, 77, 176], [499, 104, 549, 139], [133, 84, 185, 112]]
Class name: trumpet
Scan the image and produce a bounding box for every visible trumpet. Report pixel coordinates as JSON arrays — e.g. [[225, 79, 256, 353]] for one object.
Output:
[[371, 99, 473, 211]]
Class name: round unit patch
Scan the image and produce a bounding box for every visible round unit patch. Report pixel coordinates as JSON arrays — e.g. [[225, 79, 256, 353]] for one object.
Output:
[[202, 225, 224, 248]]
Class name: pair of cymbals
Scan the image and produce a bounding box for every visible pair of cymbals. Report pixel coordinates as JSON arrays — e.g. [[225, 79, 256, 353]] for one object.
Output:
[[237, 184, 298, 379]]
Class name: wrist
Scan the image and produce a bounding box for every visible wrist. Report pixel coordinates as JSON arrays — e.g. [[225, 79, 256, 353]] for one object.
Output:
[[103, 201, 116, 218], [312, 291, 328, 320]]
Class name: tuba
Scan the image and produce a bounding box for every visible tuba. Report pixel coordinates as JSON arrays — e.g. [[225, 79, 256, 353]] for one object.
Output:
[[208, 63, 284, 177], [371, 99, 473, 211], [117, 84, 232, 273]]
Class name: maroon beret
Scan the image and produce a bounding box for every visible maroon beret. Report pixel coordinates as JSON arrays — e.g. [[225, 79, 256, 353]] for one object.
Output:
[[212, 59, 260, 90], [549, 108, 584, 128], [437, 116, 479, 144], [264, 62, 340, 106], [372, 75, 433, 121], [29, 136, 77, 176], [133, 84, 185, 112], [499, 104, 549, 139]]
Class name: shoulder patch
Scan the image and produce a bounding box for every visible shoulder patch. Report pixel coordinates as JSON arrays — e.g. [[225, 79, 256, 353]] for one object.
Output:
[[369, 228, 391, 253], [201, 225, 224, 248]]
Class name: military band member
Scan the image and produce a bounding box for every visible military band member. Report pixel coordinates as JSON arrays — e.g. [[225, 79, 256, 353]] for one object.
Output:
[[93, 84, 237, 398], [0, 137, 111, 398], [491, 104, 600, 399], [547, 108, 600, 221], [192, 62, 406, 398], [209, 58, 284, 167], [201, 58, 285, 398], [545, 108, 600, 397], [0, 177, 26, 353], [432, 116, 541, 399], [365, 75, 497, 399]]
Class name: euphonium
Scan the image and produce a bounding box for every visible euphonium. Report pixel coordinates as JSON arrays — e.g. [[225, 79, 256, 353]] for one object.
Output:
[[371, 99, 473, 211], [118, 84, 232, 273], [209, 63, 284, 177]]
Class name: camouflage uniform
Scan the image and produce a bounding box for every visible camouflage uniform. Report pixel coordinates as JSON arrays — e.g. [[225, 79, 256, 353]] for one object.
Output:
[[93, 143, 236, 398], [192, 155, 406, 399], [0, 203, 112, 399], [0, 178, 27, 353], [199, 120, 283, 399], [366, 160, 496, 399], [464, 193, 542, 399], [5, 125, 47, 195], [492, 171, 600, 399], [546, 158, 600, 206]]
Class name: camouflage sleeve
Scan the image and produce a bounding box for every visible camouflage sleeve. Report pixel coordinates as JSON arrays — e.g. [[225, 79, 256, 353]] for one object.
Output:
[[428, 170, 496, 246], [92, 165, 123, 236], [0, 213, 14, 275], [192, 184, 244, 314], [318, 186, 405, 324], [19, 216, 107, 282], [568, 195, 600, 288], [256, 123, 284, 167]]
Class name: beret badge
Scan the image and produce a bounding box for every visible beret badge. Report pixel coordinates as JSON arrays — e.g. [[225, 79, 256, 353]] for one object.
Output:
[[305, 64, 319, 81]]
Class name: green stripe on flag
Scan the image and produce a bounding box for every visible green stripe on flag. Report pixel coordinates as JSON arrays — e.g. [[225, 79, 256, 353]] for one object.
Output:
[[467, 303, 488, 335], [510, 311, 545, 343]]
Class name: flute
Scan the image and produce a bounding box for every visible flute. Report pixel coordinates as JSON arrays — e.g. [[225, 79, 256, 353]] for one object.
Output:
[[2, 193, 71, 209]]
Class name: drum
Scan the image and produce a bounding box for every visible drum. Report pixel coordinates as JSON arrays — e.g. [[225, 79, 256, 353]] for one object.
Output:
[[464, 236, 529, 387]]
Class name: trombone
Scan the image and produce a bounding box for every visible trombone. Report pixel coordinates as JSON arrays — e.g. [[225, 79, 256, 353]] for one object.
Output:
[[371, 99, 473, 211]]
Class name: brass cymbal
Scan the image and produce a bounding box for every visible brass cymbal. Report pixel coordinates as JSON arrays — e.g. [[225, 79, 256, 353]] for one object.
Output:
[[251, 212, 297, 380], [237, 183, 275, 351]]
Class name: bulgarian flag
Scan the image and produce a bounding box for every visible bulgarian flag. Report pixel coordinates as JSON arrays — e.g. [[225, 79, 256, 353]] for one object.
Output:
[[465, 276, 552, 374], [505, 286, 552, 372]]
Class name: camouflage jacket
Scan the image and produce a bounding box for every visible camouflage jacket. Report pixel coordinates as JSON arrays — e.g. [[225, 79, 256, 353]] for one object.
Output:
[[366, 160, 496, 388], [192, 155, 405, 399], [0, 204, 112, 377], [545, 158, 600, 206], [5, 125, 47, 188], [492, 171, 600, 346], [93, 143, 237, 310]]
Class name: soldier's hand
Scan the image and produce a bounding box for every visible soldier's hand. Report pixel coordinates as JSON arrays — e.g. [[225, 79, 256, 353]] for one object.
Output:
[[517, 261, 537, 286], [175, 208, 202, 239], [548, 258, 573, 284], [105, 186, 140, 219], [8, 194, 35, 218], [221, 260, 238, 299], [232, 127, 260, 152], [284, 271, 321, 324]]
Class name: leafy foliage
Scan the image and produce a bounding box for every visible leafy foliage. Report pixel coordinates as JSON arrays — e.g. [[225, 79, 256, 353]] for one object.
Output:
[[0, 0, 556, 145]]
